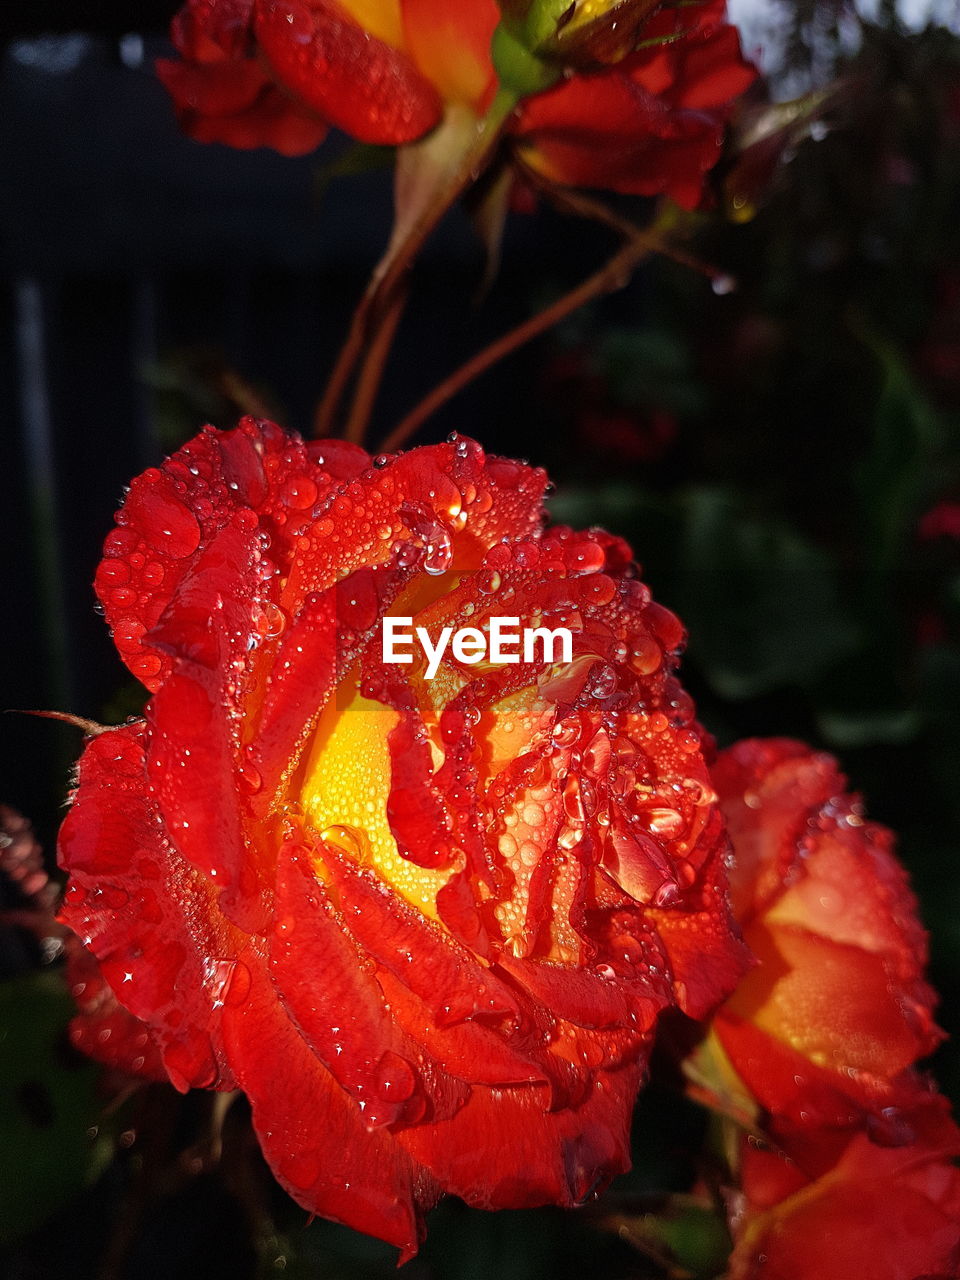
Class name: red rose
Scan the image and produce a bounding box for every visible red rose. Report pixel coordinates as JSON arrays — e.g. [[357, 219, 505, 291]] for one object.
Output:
[[64, 934, 166, 1082], [157, 0, 755, 208], [693, 738, 960, 1277], [728, 1091, 960, 1280], [709, 737, 942, 1131], [513, 0, 758, 208], [59, 420, 748, 1256]]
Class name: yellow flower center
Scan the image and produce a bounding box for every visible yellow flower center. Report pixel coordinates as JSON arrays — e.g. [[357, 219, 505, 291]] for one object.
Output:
[[334, 0, 405, 49], [301, 681, 452, 921]]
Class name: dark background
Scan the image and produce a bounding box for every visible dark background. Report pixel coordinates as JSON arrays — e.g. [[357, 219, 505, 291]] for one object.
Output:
[[2, 3, 960, 1277]]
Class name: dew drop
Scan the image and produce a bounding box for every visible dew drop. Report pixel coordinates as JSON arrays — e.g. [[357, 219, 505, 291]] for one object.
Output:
[[629, 636, 662, 676], [224, 959, 252, 1007], [394, 540, 422, 569], [375, 1050, 417, 1102], [477, 568, 501, 595], [552, 717, 581, 748], [588, 664, 617, 699], [99, 560, 129, 586], [654, 880, 682, 908], [256, 601, 286, 639], [583, 574, 616, 606], [422, 526, 453, 575], [281, 476, 318, 510], [142, 489, 201, 559], [568, 544, 605, 577], [130, 652, 162, 681], [321, 824, 368, 860], [645, 807, 685, 839]]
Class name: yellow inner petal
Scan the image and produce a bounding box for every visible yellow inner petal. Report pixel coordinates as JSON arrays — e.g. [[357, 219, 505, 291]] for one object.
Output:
[[334, 0, 405, 48], [301, 680, 450, 920]]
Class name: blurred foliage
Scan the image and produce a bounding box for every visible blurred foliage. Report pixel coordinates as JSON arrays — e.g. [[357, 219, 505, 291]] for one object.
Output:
[[0, 971, 114, 1243], [538, 12, 960, 1107]]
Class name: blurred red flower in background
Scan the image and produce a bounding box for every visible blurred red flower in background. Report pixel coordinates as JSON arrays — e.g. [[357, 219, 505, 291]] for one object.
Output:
[[710, 737, 942, 1131], [513, 1, 756, 206], [58, 420, 748, 1257], [702, 738, 960, 1279], [157, 0, 755, 207], [728, 1091, 960, 1280]]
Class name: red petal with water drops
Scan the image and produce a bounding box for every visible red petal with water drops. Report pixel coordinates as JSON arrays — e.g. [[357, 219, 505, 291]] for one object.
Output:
[[145, 519, 262, 912], [323, 852, 524, 1031], [719, 924, 937, 1118], [58, 723, 239, 1092], [221, 954, 437, 1260], [96, 419, 338, 692], [649, 812, 752, 1019], [253, 0, 442, 145], [63, 421, 747, 1256], [157, 57, 329, 155], [729, 1091, 960, 1280], [65, 936, 166, 1081], [514, 8, 756, 208], [398, 1058, 642, 1208], [269, 840, 469, 1129], [710, 737, 944, 1128]]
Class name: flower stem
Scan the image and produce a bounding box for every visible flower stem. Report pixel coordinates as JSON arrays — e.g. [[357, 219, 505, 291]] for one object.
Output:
[[343, 281, 408, 445], [313, 89, 519, 441], [378, 186, 728, 451], [380, 235, 653, 452]]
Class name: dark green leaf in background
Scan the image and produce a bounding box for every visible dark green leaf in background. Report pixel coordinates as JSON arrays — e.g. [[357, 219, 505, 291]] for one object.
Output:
[[0, 971, 113, 1243]]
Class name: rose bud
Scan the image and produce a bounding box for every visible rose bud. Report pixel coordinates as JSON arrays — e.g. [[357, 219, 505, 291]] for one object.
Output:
[[59, 421, 748, 1257], [512, 0, 757, 208], [498, 0, 666, 70], [707, 737, 943, 1132]]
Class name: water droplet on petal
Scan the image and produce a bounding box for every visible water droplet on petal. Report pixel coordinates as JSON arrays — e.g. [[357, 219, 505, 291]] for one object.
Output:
[[224, 959, 251, 1007], [255, 602, 286, 639], [140, 488, 201, 559], [588, 664, 618, 699], [321, 824, 368, 861], [654, 881, 682, 908], [568, 544, 605, 577], [281, 476, 318, 510], [422, 527, 453, 575], [552, 717, 581, 748], [645, 807, 685, 839], [477, 568, 501, 595], [375, 1050, 416, 1102]]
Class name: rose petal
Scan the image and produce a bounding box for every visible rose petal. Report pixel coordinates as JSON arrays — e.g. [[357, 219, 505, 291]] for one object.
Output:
[[253, 0, 442, 145]]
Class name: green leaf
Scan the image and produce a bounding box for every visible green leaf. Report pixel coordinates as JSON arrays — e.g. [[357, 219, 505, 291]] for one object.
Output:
[[670, 487, 858, 700], [601, 1195, 731, 1279], [0, 971, 113, 1242], [855, 324, 945, 575], [597, 327, 707, 418], [311, 142, 394, 203], [550, 483, 857, 700]]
